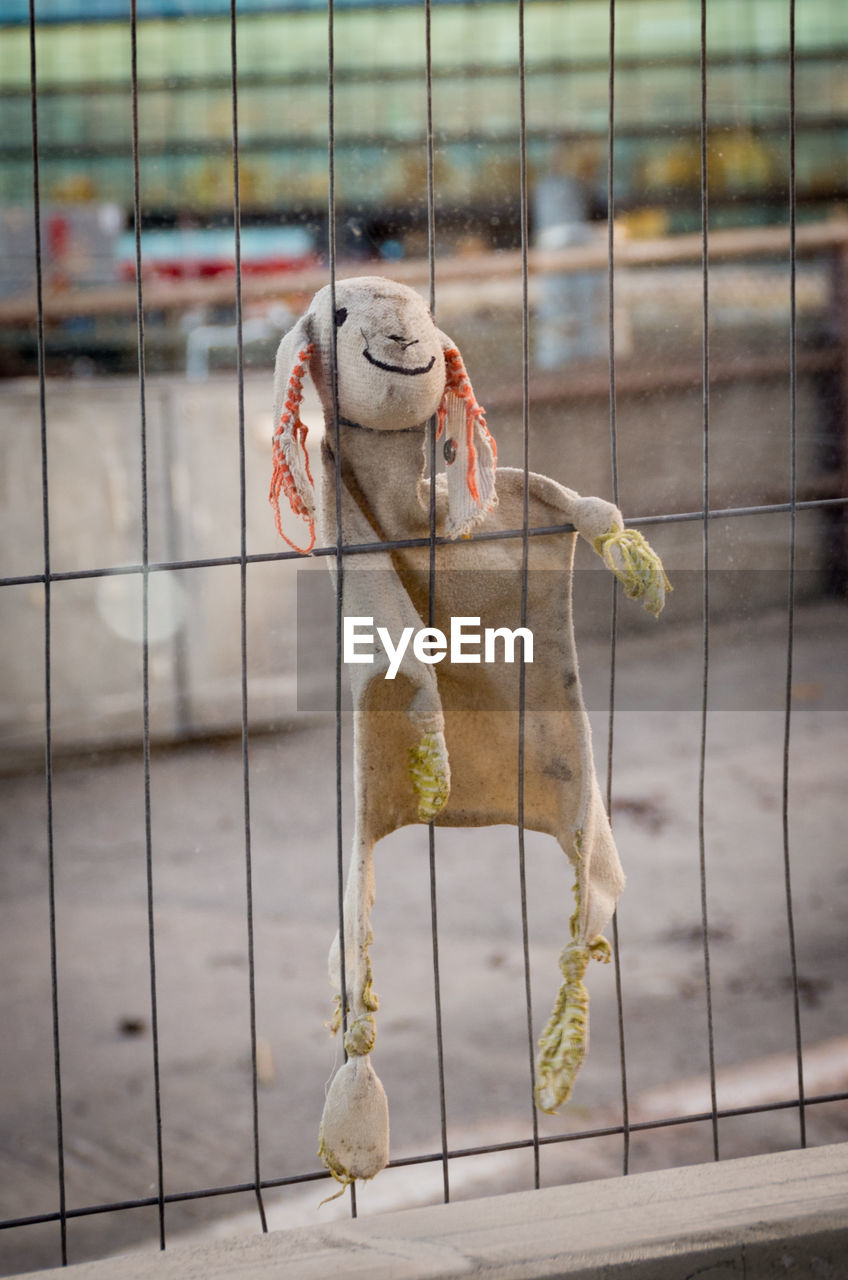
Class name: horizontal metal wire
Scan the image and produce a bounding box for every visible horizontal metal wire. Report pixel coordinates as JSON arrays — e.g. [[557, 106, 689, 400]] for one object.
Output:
[[1, 495, 845, 591], [2, 1088, 845, 1235]]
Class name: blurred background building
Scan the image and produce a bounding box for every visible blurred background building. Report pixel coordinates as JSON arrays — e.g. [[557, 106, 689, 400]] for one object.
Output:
[[1, 0, 847, 331], [3, 0, 848, 228]]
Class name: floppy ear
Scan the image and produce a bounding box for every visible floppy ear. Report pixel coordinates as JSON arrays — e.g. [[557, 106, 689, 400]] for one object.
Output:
[[437, 339, 497, 539], [270, 314, 317, 553]]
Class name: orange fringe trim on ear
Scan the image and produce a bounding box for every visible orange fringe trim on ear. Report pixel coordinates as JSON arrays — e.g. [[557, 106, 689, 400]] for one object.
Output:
[[270, 344, 316, 553], [440, 347, 496, 504]]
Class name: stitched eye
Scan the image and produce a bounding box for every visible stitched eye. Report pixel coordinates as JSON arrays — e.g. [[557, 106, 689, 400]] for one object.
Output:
[[335, 307, 348, 327]]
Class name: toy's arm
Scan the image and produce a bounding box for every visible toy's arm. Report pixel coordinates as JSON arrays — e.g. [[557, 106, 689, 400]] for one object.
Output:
[[500, 468, 670, 617]]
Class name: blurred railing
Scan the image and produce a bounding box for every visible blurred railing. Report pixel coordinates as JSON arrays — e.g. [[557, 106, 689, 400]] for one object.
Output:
[[2, 218, 847, 324]]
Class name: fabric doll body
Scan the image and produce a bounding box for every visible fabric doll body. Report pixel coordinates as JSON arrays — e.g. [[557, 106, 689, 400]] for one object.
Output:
[[270, 277, 668, 1192], [324, 426, 623, 934]]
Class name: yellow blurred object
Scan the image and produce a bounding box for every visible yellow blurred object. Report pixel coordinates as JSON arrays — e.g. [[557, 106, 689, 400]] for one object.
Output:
[[641, 140, 701, 190], [620, 207, 670, 239], [709, 129, 776, 192], [48, 174, 98, 203]]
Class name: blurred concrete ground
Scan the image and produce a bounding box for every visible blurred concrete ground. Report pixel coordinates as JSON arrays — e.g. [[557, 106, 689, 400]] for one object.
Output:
[[1, 598, 847, 1276]]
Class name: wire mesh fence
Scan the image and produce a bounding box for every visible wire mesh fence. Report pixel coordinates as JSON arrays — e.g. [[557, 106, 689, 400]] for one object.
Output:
[[1, 0, 848, 1274]]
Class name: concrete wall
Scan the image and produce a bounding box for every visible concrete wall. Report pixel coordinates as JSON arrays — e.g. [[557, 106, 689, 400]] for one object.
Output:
[[11, 1143, 848, 1280], [1, 372, 308, 768], [0, 364, 832, 768]]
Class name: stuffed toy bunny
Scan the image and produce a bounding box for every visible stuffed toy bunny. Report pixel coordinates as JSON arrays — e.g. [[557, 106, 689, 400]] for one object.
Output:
[[270, 276, 669, 1196]]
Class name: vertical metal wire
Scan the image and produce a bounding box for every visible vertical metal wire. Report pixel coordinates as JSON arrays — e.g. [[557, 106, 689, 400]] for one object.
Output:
[[327, 0, 357, 1219], [604, 0, 631, 1178], [28, 0, 68, 1263], [423, 0, 452, 1207], [425, 803, 450, 1204], [697, 0, 720, 1163], [605, 0, 619, 513], [229, 0, 269, 1231], [781, 0, 807, 1148], [424, 0, 437, 308], [516, 0, 541, 1192], [157, 389, 192, 736], [129, 0, 167, 1246]]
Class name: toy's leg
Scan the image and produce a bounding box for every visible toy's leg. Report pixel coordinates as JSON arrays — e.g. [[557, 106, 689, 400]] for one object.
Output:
[[327, 831, 378, 1050], [534, 816, 618, 1115], [319, 830, 389, 1193]]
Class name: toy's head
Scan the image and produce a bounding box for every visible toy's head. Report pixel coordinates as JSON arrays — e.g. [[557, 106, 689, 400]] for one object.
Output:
[[270, 276, 496, 551]]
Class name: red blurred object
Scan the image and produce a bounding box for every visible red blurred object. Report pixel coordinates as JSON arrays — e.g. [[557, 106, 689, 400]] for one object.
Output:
[[117, 226, 318, 282]]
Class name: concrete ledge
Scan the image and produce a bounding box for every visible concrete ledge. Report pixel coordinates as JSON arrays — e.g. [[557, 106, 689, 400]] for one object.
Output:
[[18, 1143, 848, 1279]]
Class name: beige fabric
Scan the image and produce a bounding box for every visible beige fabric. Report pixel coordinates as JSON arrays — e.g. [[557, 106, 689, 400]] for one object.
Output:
[[270, 277, 668, 1191], [317, 1057, 389, 1196]]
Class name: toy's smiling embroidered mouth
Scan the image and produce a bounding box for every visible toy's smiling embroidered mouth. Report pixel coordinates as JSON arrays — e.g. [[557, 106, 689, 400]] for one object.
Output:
[[363, 347, 437, 376]]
